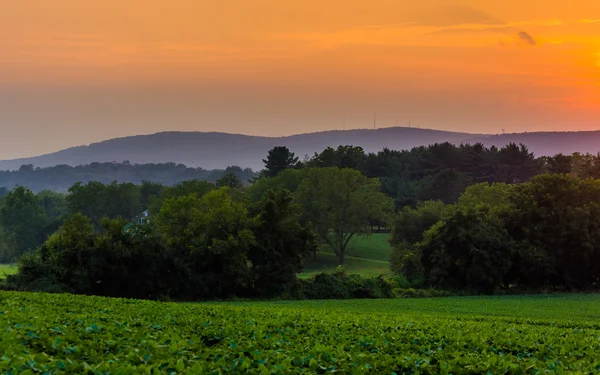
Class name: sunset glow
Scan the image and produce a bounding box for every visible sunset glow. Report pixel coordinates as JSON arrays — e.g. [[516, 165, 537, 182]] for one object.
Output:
[[1, 0, 599, 159]]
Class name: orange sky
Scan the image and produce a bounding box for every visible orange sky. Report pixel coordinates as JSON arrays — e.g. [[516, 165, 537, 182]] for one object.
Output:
[[0, 0, 599, 159]]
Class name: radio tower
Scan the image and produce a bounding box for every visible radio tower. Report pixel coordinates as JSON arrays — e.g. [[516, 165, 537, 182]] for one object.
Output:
[[373, 110, 376, 130]]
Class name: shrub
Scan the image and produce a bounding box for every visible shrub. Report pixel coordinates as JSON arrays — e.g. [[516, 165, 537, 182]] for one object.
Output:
[[297, 272, 396, 300]]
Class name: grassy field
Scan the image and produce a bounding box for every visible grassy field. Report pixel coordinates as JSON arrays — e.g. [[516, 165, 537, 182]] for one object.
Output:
[[0, 263, 16, 279], [301, 233, 392, 277], [2, 292, 600, 373]]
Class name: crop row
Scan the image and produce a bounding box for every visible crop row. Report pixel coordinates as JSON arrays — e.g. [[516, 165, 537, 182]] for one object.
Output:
[[1, 291, 600, 374]]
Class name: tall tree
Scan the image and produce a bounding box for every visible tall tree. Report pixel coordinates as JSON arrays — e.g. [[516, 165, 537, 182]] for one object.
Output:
[[216, 172, 243, 189], [262, 146, 299, 177], [248, 189, 317, 296], [0, 186, 48, 257], [156, 188, 257, 298], [295, 168, 393, 264], [307, 145, 367, 171]]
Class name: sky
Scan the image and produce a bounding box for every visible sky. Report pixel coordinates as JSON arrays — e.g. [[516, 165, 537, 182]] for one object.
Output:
[[1, 0, 599, 159]]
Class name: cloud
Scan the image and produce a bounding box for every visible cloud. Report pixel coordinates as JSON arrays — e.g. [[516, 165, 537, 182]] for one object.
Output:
[[412, 5, 505, 27], [517, 31, 537, 46], [427, 26, 514, 36]]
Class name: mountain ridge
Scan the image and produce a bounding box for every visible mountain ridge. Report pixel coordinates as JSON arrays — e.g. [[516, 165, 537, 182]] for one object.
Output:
[[2, 127, 600, 171]]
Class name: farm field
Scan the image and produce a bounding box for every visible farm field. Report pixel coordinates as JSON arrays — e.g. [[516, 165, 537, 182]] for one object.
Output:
[[2, 292, 600, 374], [301, 233, 393, 277], [0, 263, 16, 279]]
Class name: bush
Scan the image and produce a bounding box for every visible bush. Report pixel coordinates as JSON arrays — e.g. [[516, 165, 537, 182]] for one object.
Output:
[[393, 288, 454, 298], [297, 271, 396, 300], [391, 274, 410, 289]]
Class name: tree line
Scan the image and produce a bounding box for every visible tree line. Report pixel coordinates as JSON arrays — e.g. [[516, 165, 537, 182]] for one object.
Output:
[[0, 163, 256, 193], [3, 142, 600, 298], [390, 175, 600, 293]]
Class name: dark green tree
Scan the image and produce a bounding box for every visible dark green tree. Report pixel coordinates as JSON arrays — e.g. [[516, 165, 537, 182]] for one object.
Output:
[[216, 172, 243, 189], [307, 145, 367, 171], [156, 188, 256, 298], [262, 146, 299, 177], [295, 168, 394, 264], [417, 205, 514, 294], [248, 189, 317, 296], [0, 186, 48, 258]]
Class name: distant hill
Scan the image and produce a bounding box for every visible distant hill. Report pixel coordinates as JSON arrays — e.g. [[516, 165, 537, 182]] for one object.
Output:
[[1, 127, 600, 171]]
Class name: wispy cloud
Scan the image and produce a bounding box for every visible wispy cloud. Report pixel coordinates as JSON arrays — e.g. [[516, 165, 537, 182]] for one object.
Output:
[[517, 31, 537, 46]]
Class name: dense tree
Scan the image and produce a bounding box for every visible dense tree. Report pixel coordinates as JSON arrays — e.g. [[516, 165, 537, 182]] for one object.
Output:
[[457, 182, 514, 208], [417, 205, 514, 294], [307, 145, 367, 171], [389, 201, 445, 280], [395, 174, 600, 293], [506, 174, 600, 289], [246, 169, 308, 202], [248, 189, 317, 297], [9, 213, 172, 298], [541, 154, 572, 175], [0, 226, 16, 263], [390, 200, 445, 247], [295, 168, 393, 264], [139, 180, 165, 209], [67, 182, 141, 226], [0, 162, 256, 193], [262, 146, 299, 177], [0, 186, 48, 258], [216, 172, 243, 189], [156, 188, 257, 298], [417, 168, 473, 204]]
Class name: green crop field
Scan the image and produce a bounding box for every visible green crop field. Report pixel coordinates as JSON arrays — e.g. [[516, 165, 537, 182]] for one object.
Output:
[[301, 233, 393, 277], [2, 292, 600, 374], [0, 263, 16, 279]]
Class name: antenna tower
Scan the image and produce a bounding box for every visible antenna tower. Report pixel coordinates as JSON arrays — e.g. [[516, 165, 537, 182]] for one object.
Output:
[[373, 110, 376, 130]]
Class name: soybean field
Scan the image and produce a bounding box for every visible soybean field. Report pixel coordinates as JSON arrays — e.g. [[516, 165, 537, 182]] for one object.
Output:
[[2, 292, 600, 374]]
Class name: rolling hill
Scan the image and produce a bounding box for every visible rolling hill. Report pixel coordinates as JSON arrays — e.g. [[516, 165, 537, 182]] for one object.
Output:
[[2, 127, 600, 171]]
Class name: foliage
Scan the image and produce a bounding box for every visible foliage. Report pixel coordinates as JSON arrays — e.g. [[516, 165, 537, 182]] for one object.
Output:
[[2, 292, 600, 374], [261, 146, 299, 177], [457, 182, 514, 208], [216, 172, 243, 189], [0, 186, 48, 260], [295, 168, 394, 264], [0, 161, 256, 193], [245, 168, 308, 202], [155, 188, 258, 299], [506, 174, 600, 289], [306, 145, 367, 171], [8, 187, 316, 300], [248, 189, 317, 297], [417, 205, 515, 294], [390, 200, 445, 246], [297, 271, 396, 299], [406, 174, 600, 293], [67, 181, 141, 226], [389, 200, 445, 280]]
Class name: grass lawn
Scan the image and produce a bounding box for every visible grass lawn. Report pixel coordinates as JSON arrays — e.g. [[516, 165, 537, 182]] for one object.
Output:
[[0, 264, 16, 279], [344, 233, 392, 261], [300, 233, 392, 277]]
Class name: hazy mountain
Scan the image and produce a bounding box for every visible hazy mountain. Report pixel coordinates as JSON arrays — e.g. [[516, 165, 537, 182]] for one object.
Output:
[[0, 128, 476, 171], [1, 127, 600, 171]]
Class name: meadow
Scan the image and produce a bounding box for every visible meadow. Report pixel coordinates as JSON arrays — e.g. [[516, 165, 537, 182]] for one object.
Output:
[[301, 233, 392, 278], [0, 263, 16, 279], [2, 291, 600, 374]]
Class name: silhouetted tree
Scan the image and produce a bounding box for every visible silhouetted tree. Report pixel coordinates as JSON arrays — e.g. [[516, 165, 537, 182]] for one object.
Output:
[[262, 146, 299, 177]]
